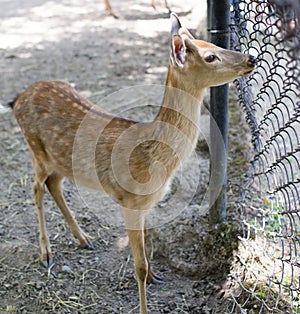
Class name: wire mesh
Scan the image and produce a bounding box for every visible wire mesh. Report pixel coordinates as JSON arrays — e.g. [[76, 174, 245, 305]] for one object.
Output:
[[228, 0, 299, 313]]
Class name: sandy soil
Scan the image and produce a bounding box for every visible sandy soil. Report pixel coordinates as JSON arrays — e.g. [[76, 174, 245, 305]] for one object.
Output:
[[0, 0, 243, 313]]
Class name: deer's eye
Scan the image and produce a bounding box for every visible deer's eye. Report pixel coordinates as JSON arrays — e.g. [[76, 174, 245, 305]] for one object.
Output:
[[205, 55, 217, 63]]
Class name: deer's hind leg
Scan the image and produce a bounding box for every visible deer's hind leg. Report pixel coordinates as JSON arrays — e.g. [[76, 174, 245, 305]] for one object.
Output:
[[32, 160, 53, 268], [32, 156, 94, 268], [45, 172, 94, 251]]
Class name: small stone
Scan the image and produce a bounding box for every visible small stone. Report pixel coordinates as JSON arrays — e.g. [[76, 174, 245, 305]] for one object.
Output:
[[35, 281, 44, 290], [62, 265, 73, 274]]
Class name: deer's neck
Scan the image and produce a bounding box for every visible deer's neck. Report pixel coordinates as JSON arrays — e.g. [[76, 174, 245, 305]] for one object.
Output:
[[155, 65, 205, 149], [138, 65, 206, 185]]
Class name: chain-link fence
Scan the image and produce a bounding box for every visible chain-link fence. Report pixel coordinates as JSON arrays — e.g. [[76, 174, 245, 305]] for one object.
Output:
[[227, 0, 299, 313]]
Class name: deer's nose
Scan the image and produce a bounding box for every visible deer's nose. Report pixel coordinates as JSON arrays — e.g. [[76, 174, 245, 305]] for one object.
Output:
[[247, 55, 257, 67]]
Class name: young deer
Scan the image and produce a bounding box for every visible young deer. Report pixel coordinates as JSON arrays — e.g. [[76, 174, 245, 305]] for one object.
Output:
[[10, 13, 256, 314], [103, 0, 170, 17]]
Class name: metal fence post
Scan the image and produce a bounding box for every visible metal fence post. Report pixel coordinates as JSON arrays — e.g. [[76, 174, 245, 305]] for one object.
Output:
[[208, 0, 231, 224]]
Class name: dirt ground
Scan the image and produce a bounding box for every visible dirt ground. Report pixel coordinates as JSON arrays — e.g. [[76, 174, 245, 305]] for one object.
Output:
[[0, 0, 246, 313]]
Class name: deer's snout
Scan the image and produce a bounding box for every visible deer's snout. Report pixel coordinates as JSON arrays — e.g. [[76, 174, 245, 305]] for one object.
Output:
[[247, 55, 257, 67]]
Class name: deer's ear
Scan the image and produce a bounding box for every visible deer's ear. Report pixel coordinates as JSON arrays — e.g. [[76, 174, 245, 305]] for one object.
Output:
[[170, 12, 182, 36], [171, 35, 187, 68], [179, 27, 195, 40], [184, 37, 199, 54]]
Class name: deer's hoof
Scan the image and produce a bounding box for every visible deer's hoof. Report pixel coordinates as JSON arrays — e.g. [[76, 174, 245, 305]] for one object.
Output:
[[147, 272, 164, 284], [152, 273, 164, 284], [83, 241, 95, 250], [41, 257, 54, 269]]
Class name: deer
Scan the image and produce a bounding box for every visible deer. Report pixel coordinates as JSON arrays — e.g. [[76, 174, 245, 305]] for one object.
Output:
[[8, 13, 256, 314], [103, 0, 170, 17]]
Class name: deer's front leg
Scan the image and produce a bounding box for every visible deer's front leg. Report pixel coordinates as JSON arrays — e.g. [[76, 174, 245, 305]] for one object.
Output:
[[144, 227, 163, 284], [127, 229, 148, 314], [123, 209, 148, 314]]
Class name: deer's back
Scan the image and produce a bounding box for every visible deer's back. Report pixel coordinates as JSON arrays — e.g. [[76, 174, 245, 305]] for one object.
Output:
[[12, 81, 123, 182]]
